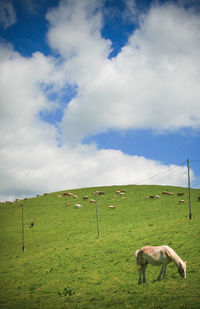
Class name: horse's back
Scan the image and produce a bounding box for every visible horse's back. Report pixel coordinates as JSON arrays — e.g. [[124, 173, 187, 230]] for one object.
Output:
[[135, 246, 170, 266]]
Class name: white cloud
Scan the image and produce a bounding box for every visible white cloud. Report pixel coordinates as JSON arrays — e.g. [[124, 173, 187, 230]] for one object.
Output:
[[0, 41, 191, 201], [0, 1, 16, 28], [45, 1, 200, 144], [0, 46, 60, 148], [0, 137, 190, 201], [0, 1, 198, 201], [123, 0, 137, 22], [46, 0, 111, 67]]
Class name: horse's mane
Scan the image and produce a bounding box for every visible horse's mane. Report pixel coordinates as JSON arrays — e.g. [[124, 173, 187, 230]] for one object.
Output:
[[164, 245, 185, 266]]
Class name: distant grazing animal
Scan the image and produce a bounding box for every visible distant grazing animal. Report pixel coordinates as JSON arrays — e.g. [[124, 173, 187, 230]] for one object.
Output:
[[94, 191, 105, 195], [155, 195, 160, 199], [116, 190, 126, 194], [135, 245, 186, 285], [74, 204, 82, 208], [90, 199, 96, 203], [177, 192, 184, 196], [179, 199, 185, 204], [30, 222, 34, 227], [162, 191, 174, 196], [99, 191, 105, 195], [63, 192, 73, 197], [198, 196, 200, 201], [83, 196, 88, 200], [108, 205, 115, 209], [149, 195, 154, 199]]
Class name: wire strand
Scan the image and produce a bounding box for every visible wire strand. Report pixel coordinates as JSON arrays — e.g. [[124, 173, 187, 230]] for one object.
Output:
[[135, 160, 187, 185]]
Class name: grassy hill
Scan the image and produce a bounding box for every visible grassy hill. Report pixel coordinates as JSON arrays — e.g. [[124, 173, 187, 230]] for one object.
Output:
[[0, 184, 200, 309]]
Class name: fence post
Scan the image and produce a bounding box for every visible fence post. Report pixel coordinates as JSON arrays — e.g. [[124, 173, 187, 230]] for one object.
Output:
[[21, 203, 25, 250], [95, 193, 100, 238], [187, 159, 192, 220]]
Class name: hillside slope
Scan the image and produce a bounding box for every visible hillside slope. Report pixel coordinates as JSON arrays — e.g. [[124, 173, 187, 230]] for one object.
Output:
[[0, 185, 200, 308]]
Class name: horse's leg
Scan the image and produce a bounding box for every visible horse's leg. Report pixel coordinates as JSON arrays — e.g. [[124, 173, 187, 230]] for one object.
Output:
[[138, 266, 142, 285], [142, 263, 148, 283], [162, 264, 167, 280], [157, 265, 164, 281]]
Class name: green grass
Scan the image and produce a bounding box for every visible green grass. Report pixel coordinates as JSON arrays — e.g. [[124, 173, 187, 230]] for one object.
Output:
[[0, 185, 200, 308]]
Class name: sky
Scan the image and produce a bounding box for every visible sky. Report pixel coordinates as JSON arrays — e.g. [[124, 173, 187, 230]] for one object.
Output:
[[0, 0, 200, 201]]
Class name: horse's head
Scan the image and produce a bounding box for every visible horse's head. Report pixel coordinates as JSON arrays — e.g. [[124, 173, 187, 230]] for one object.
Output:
[[178, 261, 186, 278]]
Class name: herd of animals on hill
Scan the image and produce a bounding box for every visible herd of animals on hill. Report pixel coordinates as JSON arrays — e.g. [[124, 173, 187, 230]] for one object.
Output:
[[1, 188, 200, 206], [1, 187, 199, 284]]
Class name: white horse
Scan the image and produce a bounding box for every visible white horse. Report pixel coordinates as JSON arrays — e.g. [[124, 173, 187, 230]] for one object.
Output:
[[135, 245, 186, 284]]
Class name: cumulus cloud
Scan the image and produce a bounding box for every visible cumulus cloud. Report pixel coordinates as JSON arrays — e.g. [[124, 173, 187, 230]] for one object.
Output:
[[46, 0, 111, 79], [123, 0, 137, 22], [0, 43, 62, 144], [0, 126, 190, 201], [0, 1, 198, 201], [45, 1, 200, 144], [0, 41, 191, 201], [0, 1, 16, 28]]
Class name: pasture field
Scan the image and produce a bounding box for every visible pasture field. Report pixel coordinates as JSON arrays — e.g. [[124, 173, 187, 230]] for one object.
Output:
[[0, 185, 200, 309]]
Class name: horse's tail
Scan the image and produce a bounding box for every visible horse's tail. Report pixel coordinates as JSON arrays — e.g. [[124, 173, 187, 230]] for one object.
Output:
[[135, 248, 147, 267], [135, 249, 141, 266]]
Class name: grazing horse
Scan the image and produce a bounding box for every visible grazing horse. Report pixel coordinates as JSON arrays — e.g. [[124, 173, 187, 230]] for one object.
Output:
[[135, 245, 186, 284]]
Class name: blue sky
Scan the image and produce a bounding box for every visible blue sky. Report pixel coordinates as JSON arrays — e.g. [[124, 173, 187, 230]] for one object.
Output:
[[0, 0, 199, 201]]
